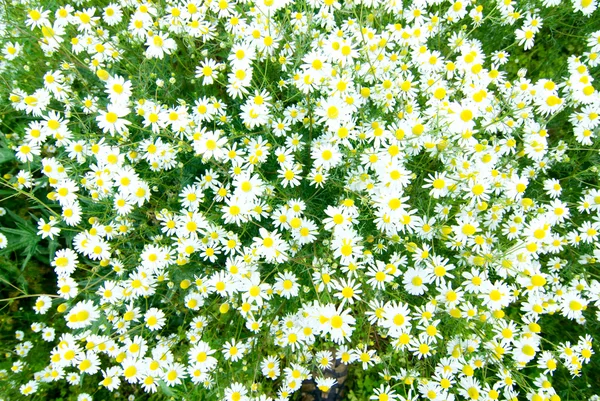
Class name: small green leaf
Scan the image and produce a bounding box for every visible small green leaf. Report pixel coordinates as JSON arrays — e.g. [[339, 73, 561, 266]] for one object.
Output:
[[0, 230, 34, 254], [159, 380, 177, 397], [48, 239, 58, 264], [0, 147, 14, 164], [0, 257, 27, 293]]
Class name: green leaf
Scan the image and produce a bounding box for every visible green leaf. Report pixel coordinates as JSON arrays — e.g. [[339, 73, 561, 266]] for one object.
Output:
[[0, 257, 21, 276], [0, 147, 14, 164], [5, 208, 35, 232], [21, 245, 36, 271], [159, 380, 177, 397], [47, 238, 58, 264], [0, 257, 28, 292], [0, 228, 34, 254], [0, 224, 40, 273]]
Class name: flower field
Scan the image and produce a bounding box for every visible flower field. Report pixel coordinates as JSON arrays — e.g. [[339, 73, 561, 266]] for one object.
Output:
[[0, 0, 599, 400]]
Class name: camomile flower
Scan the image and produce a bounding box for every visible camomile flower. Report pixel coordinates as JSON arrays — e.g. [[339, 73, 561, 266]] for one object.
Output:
[[331, 229, 363, 265], [323, 205, 353, 231], [496, 320, 521, 348], [252, 228, 289, 263], [272, 118, 291, 137], [75, 350, 101, 375], [66, 300, 100, 329], [65, 372, 81, 386], [466, 178, 491, 204], [42, 327, 56, 342], [3, 41, 22, 60], [96, 105, 131, 136], [403, 267, 433, 296], [145, 32, 177, 59], [179, 184, 204, 211], [187, 364, 208, 385], [308, 167, 329, 188], [57, 276, 79, 300], [261, 355, 281, 379], [480, 281, 514, 311], [312, 143, 342, 170], [128, 180, 152, 207], [24, 121, 48, 145], [52, 248, 78, 277], [561, 291, 587, 320], [223, 382, 249, 401], [280, 326, 304, 352], [240, 101, 269, 128], [536, 351, 559, 375], [15, 142, 40, 163], [37, 217, 61, 240], [273, 271, 300, 299], [278, 162, 303, 188], [103, 3, 123, 25], [505, 174, 529, 200], [543, 178, 562, 198], [332, 277, 363, 306], [85, 237, 112, 261], [188, 341, 218, 372], [162, 362, 187, 387], [365, 262, 394, 290], [193, 130, 228, 160], [408, 337, 434, 360], [221, 235, 241, 257], [53, 178, 79, 206], [370, 384, 399, 401], [228, 42, 256, 69], [20, 380, 38, 396], [121, 357, 143, 384], [100, 366, 122, 391], [72, 8, 100, 32], [423, 172, 454, 199], [112, 193, 134, 216], [579, 221, 599, 243], [512, 336, 540, 365], [25, 7, 51, 29], [452, 217, 480, 242], [573, 0, 598, 15], [574, 126, 595, 145], [313, 266, 335, 292], [222, 338, 247, 362], [58, 194, 81, 222], [488, 50, 509, 68], [21, 89, 52, 116], [221, 196, 250, 226], [15, 170, 34, 189], [427, 256, 456, 286], [195, 58, 221, 85], [353, 346, 378, 369], [81, 95, 99, 114], [227, 66, 253, 99], [33, 295, 52, 314], [292, 218, 318, 245], [515, 26, 537, 50], [105, 75, 132, 104], [316, 303, 356, 344], [381, 301, 412, 337], [316, 97, 352, 131], [233, 172, 265, 201]]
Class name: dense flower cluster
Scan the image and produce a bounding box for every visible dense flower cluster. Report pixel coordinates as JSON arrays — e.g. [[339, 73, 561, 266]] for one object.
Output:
[[1, 0, 599, 400]]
